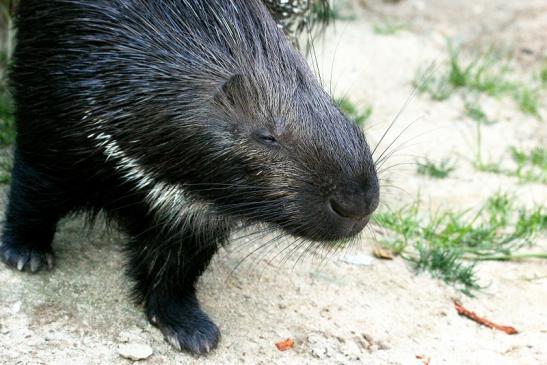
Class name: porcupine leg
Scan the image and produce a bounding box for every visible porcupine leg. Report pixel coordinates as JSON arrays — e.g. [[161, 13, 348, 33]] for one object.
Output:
[[123, 208, 227, 354], [1, 149, 72, 273]]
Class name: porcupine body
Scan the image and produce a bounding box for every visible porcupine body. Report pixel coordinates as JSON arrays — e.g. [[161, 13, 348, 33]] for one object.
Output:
[[264, 0, 331, 39], [1, 0, 379, 354]]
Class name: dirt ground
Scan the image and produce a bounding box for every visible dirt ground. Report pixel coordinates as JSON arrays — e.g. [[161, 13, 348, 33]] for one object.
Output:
[[0, 0, 546, 364]]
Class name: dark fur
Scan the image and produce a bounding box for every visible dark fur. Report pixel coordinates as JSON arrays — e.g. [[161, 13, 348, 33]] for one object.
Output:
[[1, 0, 379, 354]]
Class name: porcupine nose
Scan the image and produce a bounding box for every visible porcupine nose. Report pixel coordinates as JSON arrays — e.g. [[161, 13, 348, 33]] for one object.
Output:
[[328, 181, 379, 222]]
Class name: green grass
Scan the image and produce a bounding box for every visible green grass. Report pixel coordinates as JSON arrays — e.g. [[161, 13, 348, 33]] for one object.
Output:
[[416, 157, 455, 179], [0, 4, 15, 181], [0, 67, 15, 147], [0, 155, 11, 184], [375, 193, 547, 295], [464, 98, 496, 125], [540, 63, 547, 86], [413, 63, 453, 101], [513, 85, 541, 116], [0, 75, 15, 182], [336, 97, 373, 126], [508, 146, 547, 183], [1, 2, 15, 147], [310, 0, 338, 23], [373, 19, 407, 35], [0, 63, 15, 147], [474, 123, 547, 184], [414, 46, 512, 101], [414, 43, 545, 117], [310, 0, 354, 24]]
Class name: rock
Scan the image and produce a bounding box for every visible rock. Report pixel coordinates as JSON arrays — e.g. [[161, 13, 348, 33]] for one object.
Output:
[[338, 254, 374, 266], [117, 343, 153, 361], [117, 328, 144, 343], [10, 301, 22, 314]]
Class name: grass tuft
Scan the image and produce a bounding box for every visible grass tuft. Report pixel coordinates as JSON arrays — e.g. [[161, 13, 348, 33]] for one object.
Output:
[[475, 139, 547, 184], [0, 91, 15, 147], [1, 3, 15, 147], [540, 64, 547, 86], [414, 43, 544, 117], [310, 0, 355, 24], [509, 146, 547, 183], [0, 155, 12, 184], [373, 19, 407, 35], [310, 0, 339, 24], [413, 63, 453, 101], [464, 98, 496, 125], [513, 86, 541, 116], [416, 157, 455, 179], [336, 97, 373, 126], [414, 243, 480, 295], [375, 193, 547, 295]]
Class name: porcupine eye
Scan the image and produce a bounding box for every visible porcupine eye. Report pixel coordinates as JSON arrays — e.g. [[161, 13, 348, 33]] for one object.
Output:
[[253, 128, 278, 146]]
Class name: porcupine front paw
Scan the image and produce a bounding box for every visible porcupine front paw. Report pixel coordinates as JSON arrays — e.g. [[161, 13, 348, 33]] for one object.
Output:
[[147, 294, 220, 354], [0, 240, 54, 273]]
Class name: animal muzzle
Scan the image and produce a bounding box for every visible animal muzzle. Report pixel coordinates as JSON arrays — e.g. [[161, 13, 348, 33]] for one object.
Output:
[[323, 179, 380, 238]]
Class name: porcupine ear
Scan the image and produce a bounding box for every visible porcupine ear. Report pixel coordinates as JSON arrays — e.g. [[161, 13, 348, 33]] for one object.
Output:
[[214, 74, 248, 108]]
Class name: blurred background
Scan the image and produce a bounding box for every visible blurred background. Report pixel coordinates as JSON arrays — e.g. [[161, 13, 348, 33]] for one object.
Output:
[[0, 1, 545, 364]]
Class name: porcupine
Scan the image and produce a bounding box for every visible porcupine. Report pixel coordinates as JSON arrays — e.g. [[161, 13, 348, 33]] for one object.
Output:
[[1, 0, 379, 354]]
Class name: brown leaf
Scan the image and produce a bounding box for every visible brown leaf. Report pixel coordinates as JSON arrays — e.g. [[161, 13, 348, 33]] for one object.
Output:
[[453, 300, 518, 335], [372, 247, 394, 260], [275, 338, 295, 351]]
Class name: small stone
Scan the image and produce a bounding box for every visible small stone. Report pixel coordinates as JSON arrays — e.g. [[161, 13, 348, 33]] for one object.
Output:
[[10, 301, 22, 314], [339, 254, 373, 266], [118, 343, 153, 361]]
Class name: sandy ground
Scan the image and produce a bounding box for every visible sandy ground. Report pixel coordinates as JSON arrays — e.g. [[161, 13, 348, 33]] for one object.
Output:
[[1, 0, 546, 364]]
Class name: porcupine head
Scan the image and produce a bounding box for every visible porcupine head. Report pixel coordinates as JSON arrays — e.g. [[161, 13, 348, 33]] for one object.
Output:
[[132, 0, 381, 242]]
